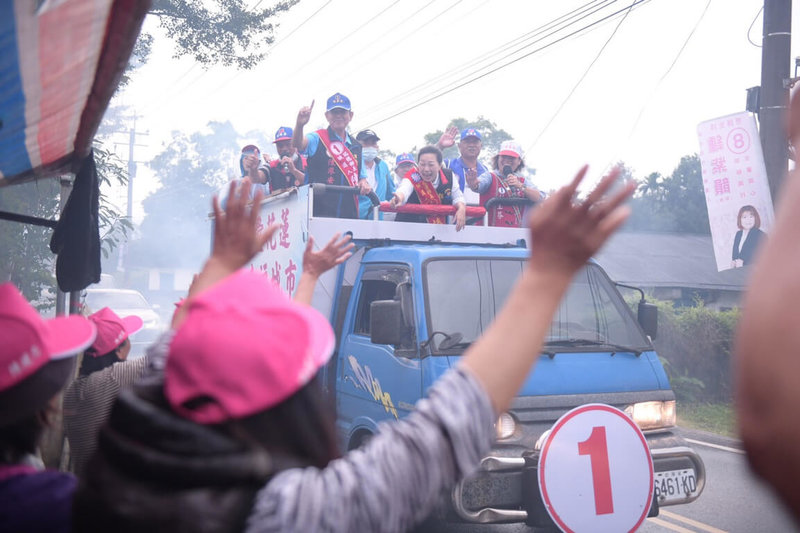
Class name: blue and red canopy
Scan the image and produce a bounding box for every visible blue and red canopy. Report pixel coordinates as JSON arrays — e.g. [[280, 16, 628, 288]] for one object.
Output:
[[0, 0, 149, 185]]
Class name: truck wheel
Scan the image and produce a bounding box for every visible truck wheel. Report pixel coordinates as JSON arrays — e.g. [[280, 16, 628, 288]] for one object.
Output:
[[348, 431, 373, 451]]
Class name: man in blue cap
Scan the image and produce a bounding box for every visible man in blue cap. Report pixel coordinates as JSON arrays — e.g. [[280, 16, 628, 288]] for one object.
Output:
[[436, 126, 488, 205], [293, 93, 369, 218], [268, 126, 306, 193], [393, 152, 417, 188]]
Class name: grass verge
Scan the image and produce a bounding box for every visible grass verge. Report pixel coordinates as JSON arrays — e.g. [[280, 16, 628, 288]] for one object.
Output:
[[677, 402, 736, 438]]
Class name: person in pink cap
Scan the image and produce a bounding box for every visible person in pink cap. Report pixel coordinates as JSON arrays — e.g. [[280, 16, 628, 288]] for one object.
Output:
[[0, 283, 96, 532], [74, 169, 634, 532], [466, 140, 546, 228], [63, 306, 145, 476]]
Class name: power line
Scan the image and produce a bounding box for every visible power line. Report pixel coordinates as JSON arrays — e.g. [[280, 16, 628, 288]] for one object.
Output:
[[358, 0, 614, 123], [624, 0, 712, 141], [363, 0, 652, 129], [747, 5, 763, 48], [321, 0, 449, 90], [284, 0, 404, 79], [358, 1, 630, 126], [185, 0, 336, 102], [235, 0, 446, 110], [526, 1, 636, 153]]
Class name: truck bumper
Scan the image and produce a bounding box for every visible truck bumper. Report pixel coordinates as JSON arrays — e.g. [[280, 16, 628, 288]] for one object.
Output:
[[450, 429, 705, 526]]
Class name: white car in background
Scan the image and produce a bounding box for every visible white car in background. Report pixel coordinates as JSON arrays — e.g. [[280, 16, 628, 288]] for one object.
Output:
[[82, 288, 164, 358]]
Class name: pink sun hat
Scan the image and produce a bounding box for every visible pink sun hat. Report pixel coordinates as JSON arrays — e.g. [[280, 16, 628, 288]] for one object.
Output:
[[88, 307, 144, 356], [165, 270, 335, 424], [0, 283, 97, 425]]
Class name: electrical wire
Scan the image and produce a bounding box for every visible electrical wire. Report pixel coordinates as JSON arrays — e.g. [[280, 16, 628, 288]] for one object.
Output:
[[747, 5, 763, 48], [357, 0, 624, 125], [284, 0, 404, 80], [362, 0, 652, 129], [624, 0, 712, 142], [526, 0, 636, 153], [358, 0, 614, 122]]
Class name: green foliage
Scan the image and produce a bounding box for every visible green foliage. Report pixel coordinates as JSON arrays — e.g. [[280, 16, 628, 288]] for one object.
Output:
[[423, 116, 513, 162], [678, 402, 736, 438], [93, 144, 134, 259], [146, 0, 300, 70], [624, 154, 710, 234], [0, 180, 60, 307], [128, 121, 240, 269], [649, 297, 739, 403], [0, 146, 131, 307]]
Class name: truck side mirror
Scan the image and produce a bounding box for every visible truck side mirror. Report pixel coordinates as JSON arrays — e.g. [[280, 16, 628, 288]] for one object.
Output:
[[370, 300, 403, 345], [638, 301, 658, 341]]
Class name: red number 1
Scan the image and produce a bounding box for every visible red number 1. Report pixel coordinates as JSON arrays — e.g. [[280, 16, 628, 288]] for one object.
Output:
[[578, 426, 614, 515]]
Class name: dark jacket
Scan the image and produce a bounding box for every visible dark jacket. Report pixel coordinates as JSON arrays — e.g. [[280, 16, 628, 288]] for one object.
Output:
[[306, 127, 362, 218], [732, 228, 766, 266], [0, 468, 75, 533], [72, 377, 297, 533]]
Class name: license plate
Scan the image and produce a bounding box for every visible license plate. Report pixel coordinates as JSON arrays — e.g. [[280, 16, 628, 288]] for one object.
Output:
[[654, 469, 698, 504]]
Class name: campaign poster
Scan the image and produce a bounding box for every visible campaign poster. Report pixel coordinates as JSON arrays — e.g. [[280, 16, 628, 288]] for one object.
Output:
[[697, 112, 775, 272]]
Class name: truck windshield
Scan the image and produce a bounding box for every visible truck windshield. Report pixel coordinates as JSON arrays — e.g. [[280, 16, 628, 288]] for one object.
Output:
[[424, 259, 649, 353]]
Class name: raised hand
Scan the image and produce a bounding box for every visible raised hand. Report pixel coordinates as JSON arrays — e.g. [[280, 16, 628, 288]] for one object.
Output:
[[527, 166, 634, 277], [211, 179, 279, 272], [302, 233, 354, 278], [297, 99, 315, 127], [437, 125, 459, 149]]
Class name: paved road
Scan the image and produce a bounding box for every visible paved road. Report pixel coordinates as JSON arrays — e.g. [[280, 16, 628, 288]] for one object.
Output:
[[415, 430, 796, 532]]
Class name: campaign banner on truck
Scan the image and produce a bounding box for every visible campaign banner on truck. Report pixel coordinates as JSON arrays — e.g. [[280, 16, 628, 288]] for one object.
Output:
[[247, 187, 308, 296], [697, 112, 775, 272]]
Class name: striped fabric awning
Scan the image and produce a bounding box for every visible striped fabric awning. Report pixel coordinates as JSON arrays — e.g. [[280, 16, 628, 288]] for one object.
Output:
[[0, 0, 149, 186]]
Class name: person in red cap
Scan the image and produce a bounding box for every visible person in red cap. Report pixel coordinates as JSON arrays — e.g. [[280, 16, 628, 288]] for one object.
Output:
[[63, 306, 146, 476], [74, 169, 634, 532], [466, 140, 545, 228], [0, 284, 96, 532]]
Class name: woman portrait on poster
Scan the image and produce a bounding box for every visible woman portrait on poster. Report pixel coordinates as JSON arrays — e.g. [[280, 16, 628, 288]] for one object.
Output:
[[731, 205, 766, 268]]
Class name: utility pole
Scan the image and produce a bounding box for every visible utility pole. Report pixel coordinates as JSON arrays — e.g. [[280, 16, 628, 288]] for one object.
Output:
[[116, 115, 147, 277], [759, 0, 792, 201]]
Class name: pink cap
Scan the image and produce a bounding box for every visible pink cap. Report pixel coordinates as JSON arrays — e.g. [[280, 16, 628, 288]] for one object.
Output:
[[88, 307, 144, 356], [165, 270, 335, 424], [0, 283, 96, 393], [498, 140, 522, 159]]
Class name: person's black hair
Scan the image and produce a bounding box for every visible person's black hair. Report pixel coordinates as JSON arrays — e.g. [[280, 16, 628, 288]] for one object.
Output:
[[0, 410, 49, 464], [216, 375, 341, 469], [417, 145, 443, 165], [78, 339, 127, 377]]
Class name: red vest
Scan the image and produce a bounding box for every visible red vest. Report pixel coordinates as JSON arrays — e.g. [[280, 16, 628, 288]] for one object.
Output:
[[479, 172, 528, 227]]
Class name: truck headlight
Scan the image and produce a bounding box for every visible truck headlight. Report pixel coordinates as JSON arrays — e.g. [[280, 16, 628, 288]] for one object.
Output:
[[495, 412, 517, 440], [624, 400, 676, 430]]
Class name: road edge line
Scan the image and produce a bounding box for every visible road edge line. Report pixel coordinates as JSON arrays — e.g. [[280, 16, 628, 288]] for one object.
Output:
[[684, 438, 745, 455]]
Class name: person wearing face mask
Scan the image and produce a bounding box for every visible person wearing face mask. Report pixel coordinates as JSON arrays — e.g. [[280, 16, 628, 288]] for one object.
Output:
[[730, 204, 766, 268], [390, 145, 467, 231], [466, 140, 545, 228], [355, 129, 395, 220]]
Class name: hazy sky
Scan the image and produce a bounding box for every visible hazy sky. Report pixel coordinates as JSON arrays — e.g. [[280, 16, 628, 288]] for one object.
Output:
[[107, 0, 800, 223]]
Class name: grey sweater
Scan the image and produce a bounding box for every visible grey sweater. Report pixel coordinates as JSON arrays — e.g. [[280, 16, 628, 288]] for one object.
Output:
[[145, 330, 496, 533]]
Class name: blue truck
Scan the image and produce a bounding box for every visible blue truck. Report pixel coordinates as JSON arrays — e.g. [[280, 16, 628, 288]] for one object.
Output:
[[244, 185, 705, 528]]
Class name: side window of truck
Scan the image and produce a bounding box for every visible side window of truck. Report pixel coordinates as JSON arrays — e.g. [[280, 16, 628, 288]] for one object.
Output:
[[353, 266, 416, 350]]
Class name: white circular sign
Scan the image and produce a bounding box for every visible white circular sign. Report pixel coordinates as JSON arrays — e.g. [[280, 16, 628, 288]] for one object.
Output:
[[538, 404, 654, 533]]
